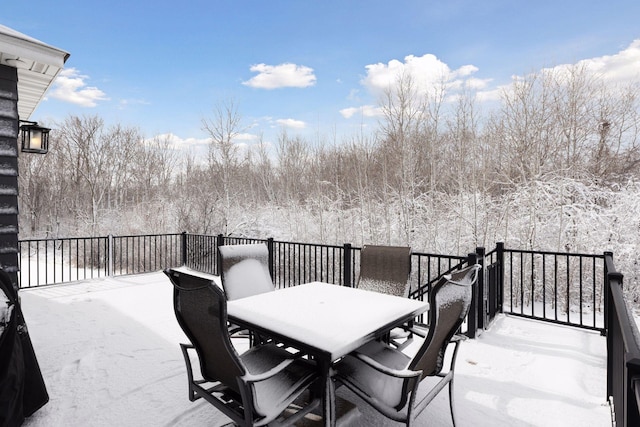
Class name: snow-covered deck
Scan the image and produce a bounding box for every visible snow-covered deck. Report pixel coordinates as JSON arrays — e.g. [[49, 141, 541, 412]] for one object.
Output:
[[19, 271, 610, 426]]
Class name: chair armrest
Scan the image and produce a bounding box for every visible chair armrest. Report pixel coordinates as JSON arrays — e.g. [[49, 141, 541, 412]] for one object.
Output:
[[451, 333, 468, 342], [243, 356, 297, 383], [393, 320, 428, 336], [444, 335, 465, 371], [228, 324, 246, 336], [405, 325, 428, 338], [351, 352, 422, 379]]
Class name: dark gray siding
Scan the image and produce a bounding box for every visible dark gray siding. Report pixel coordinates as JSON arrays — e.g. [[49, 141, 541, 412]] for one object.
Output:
[[0, 64, 20, 289]]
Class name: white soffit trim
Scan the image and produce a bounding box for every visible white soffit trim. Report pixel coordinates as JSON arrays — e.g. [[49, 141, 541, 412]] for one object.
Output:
[[0, 24, 70, 120]]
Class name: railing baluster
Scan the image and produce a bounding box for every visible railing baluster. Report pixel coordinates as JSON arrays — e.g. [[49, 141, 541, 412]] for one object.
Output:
[[542, 254, 547, 320], [566, 254, 570, 325]]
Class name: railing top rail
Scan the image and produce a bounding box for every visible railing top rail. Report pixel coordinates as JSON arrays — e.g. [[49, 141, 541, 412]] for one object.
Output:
[[272, 240, 345, 250], [112, 233, 184, 239], [410, 250, 467, 260], [503, 247, 606, 258], [19, 235, 109, 243], [20, 233, 185, 243], [408, 258, 469, 297]]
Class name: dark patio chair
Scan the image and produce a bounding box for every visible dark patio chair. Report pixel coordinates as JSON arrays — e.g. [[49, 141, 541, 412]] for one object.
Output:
[[334, 263, 481, 427], [164, 267, 321, 427], [357, 244, 412, 297], [358, 245, 413, 346], [219, 243, 275, 301], [219, 243, 275, 345]]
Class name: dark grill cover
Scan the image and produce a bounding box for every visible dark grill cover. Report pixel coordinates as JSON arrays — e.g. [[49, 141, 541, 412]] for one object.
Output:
[[0, 269, 48, 426]]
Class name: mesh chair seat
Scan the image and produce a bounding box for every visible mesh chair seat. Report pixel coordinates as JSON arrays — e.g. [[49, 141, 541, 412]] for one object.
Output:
[[241, 343, 318, 421], [335, 264, 481, 426], [335, 340, 411, 409]]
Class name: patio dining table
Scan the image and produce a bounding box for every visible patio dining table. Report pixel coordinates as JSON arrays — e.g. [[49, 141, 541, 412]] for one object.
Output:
[[226, 281, 429, 427]]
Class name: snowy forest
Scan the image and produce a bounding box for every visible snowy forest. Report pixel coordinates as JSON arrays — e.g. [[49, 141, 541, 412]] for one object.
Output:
[[17, 64, 640, 294]]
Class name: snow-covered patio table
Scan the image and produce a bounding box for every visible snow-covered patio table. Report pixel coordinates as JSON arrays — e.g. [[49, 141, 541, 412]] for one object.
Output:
[[227, 281, 429, 427]]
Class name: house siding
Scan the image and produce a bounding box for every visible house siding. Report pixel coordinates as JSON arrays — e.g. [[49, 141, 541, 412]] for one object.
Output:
[[0, 64, 20, 290]]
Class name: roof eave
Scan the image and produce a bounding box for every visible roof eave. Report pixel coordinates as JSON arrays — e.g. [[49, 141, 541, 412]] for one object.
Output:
[[0, 25, 70, 120]]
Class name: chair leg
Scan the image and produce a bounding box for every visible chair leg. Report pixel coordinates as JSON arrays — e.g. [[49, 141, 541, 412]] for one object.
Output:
[[180, 344, 197, 401], [447, 338, 463, 427], [449, 376, 456, 427]]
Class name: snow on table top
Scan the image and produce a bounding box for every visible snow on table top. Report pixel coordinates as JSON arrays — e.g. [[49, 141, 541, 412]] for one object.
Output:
[[227, 282, 428, 360]]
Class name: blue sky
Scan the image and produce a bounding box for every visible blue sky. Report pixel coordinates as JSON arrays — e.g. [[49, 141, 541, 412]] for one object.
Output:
[[4, 0, 640, 151]]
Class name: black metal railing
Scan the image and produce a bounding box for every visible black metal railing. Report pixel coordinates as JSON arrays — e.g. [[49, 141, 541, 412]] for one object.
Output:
[[18, 233, 183, 287], [497, 245, 606, 333], [111, 233, 183, 276], [18, 233, 608, 335], [271, 240, 349, 287], [18, 236, 110, 287], [605, 252, 640, 426], [19, 231, 640, 422], [183, 234, 470, 293]]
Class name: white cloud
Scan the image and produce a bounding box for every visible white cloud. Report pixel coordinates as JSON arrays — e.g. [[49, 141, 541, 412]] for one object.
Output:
[[148, 132, 258, 149], [339, 105, 382, 119], [475, 88, 503, 103], [148, 133, 209, 151], [347, 89, 360, 101], [465, 77, 492, 90], [485, 39, 640, 105], [453, 64, 479, 78], [234, 132, 259, 141], [361, 54, 451, 96], [339, 54, 492, 120], [243, 63, 317, 89], [118, 98, 150, 110], [572, 39, 640, 84], [276, 118, 306, 129], [361, 54, 493, 98], [49, 68, 109, 107], [342, 40, 640, 122]]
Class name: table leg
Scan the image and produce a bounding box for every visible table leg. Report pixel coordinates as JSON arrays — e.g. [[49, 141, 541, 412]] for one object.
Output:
[[320, 359, 336, 427]]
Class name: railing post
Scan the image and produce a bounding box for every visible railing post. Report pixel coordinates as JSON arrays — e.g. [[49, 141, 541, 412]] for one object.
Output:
[[343, 243, 352, 287], [626, 358, 640, 427], [215, 234, 225, 275], [607, 269, 624, 401], [467, 252, 479, 338], [107, 234, 113, 277], [497, 242, 505, 313], [476, 247, 486, 331], [181, 231, 187, 266], [267, 237, 275, 282], [604, 251, 614, 337]]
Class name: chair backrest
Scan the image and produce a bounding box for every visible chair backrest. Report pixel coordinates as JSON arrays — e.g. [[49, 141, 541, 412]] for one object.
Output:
[[358, 245, 412, 297], [164, 268, 246, 395], [409, 264, 481, 377], [219, 243, 275, 301]]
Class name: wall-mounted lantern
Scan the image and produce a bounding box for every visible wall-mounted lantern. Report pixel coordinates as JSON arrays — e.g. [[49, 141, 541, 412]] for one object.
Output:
[[19, 120, 50, 154]]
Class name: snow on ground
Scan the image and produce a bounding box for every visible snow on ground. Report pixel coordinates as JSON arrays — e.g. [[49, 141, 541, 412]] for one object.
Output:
[[18, 271, 611, 426]]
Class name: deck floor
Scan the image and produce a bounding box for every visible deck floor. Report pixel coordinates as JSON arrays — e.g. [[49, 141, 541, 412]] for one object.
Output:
[[18, 272, 610, 426]]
